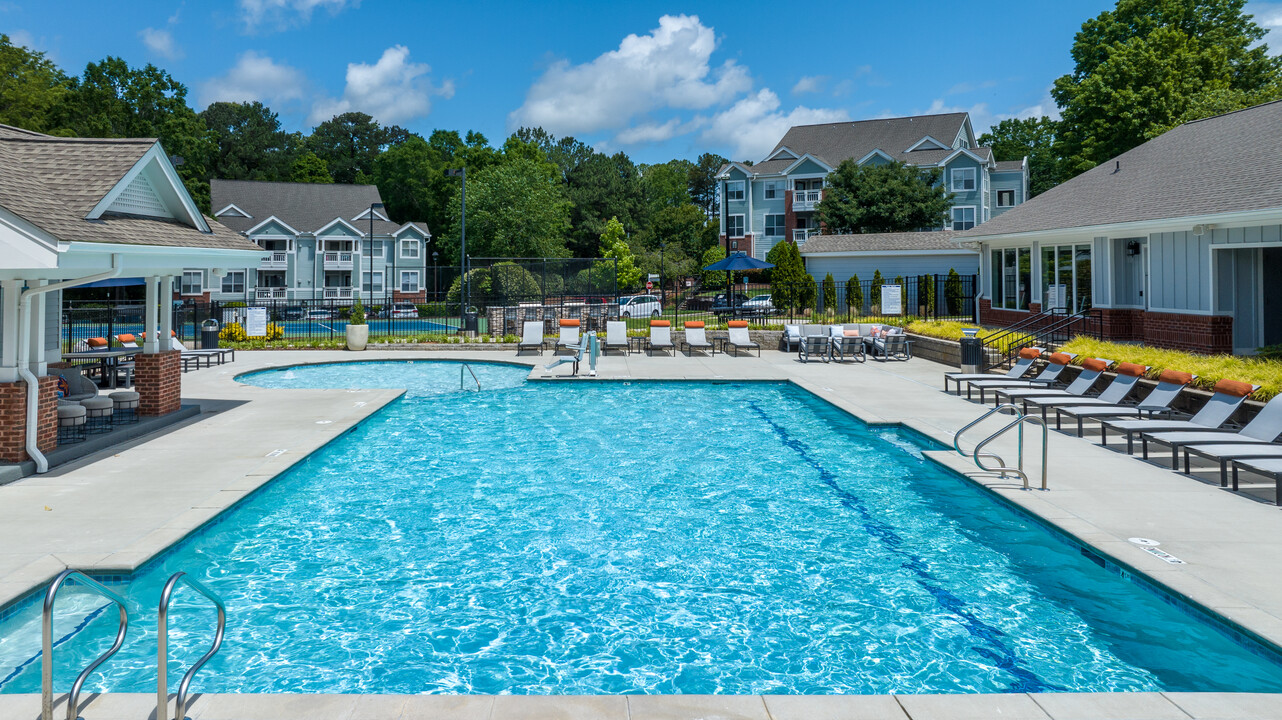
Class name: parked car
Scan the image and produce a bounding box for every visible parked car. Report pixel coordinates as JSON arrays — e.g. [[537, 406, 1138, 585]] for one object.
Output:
[[618, 294, 662, 318], [304, 309, 335, 320], [743, 294, 775, 312], [390, 303, 419, 319], [713, 292, 750, 307], [283, 305, 305, 321]]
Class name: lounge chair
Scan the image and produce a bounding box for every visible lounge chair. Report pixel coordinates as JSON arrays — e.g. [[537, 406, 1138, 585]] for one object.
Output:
[[517, 321, 544, 355], [647, 320, 674, 356], [798, 324, 829, 363], [554, 319, 581, 354], [115, 333, 139, 349], [944, 347, 1043, 395], [48, 366, 99, 402], [723, 321, 759, 357], [966, 351, 1076, 403], [1228, 457, 1282, 504], [830, 325, 865, 363], [171, 335, 234, 365], [604, 321, 629, 355], [995, 358, 1111, 408], [782, 324, 803, 352], [1101, 379, 1258, 456], [1152, 394, 1282, 482], [1020, 362, 1148, 421], [681, 321, 714, 356], [1054, 369, 1195, 437]]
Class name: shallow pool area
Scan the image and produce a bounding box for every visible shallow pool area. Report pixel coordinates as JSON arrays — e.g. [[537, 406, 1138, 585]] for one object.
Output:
[[3, 361, 1281, 696]]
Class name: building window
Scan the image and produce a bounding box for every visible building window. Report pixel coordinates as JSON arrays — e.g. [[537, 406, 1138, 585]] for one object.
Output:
[[362, 271, 384, 294], [1041, 244, 1093, 312], [996, 189, 1015, 207], [727, 214, 745, 238], [181, 271, 203, 296], [951, 206, 976, 231], [400, 270, 420, 293], [400, 239, 420, 259], [725, 180, 745, 202], [989, 247, 1031, 311], [764, 180, 783, 199], [220, 271, 245, 294], [764, 214, 785, 237], [951, 167, 976, 191], [363, 240, 385, 258]]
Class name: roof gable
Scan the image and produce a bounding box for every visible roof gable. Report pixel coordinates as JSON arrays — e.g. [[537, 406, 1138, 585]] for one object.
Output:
[[316, 216, 364, 236], [87, 144, 209, 232], [215, 203, 252, 218], [767, 146, 799, 161], [906, 136, 948, 152], [767, 112, 969, 167], [245, 216, 300, 236]]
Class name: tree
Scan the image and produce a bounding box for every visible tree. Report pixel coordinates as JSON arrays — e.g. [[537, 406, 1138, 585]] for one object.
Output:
[[635, 203, 717, 259], [815, 160, 952, 234], [688, 152, 727, 217], [798, 273, 817, 311], [845, 273, 864, 314], [1052, 0, 1282, 177], [870, 270, 884, 309], [306, 112, 398, 184], [640, 159, 693, 215], [289, 152, 333, 183], [200, 101, 298, 182], [367, 135, 453, 229], [978, 117, 1064, 197], [0, 34, 69, 132], [921, 274, 938, 317], [565, 150, 647, 257], [511, 126, 594, 179], [769, 241, 808, 310], [441, 156, 571, 263], [701, 245, 727, 287], [600, 217, 644, 291], [822, 273, 837, 314], [945, 268, 965, 315]]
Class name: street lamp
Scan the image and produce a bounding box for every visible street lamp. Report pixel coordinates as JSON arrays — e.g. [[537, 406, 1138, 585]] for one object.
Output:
[[446, 168, 466, 332], [432, 251, 439, 300], [367, 201, 383, 305], [659, 242, 666, 322]]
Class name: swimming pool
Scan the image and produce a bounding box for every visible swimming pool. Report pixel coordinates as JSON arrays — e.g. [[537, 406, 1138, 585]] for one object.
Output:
[[2, 360, 1281, 695]]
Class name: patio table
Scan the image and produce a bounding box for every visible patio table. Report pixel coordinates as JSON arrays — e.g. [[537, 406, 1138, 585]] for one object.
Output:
[[62, 349, 136, 389]]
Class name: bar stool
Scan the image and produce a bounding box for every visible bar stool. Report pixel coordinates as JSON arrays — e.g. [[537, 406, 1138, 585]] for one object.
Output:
[[109, 391, 140, 424], [80, 396, 114, 434], [58, 404, 87, 444]]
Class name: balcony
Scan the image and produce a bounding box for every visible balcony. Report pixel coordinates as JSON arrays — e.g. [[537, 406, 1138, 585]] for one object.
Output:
[[323, 251, 354, 270], [255, 287, 288, 300], [793, 228, 818, 244], [259, 252, 288, 270], [792, 189, 822, 211], [323, 287, 354, 299]]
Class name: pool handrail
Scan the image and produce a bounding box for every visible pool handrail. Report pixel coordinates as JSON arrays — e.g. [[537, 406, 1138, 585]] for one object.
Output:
[[972, 413, 1050, 491], [42, 569, 129, 720], [158, 571, 226, 720], [953, 402, 1022, 468], [461, 362, 480, 391]]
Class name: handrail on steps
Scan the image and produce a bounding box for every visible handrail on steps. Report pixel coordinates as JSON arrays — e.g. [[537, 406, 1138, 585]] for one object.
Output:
[[460, 362, 480, 391], [158, 571, 226, 720], [42, 570, 129, 720], [954, 404, 1049, 490]]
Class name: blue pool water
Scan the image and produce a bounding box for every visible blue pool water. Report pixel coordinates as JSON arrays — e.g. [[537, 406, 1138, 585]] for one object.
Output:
[[2, 361, 1281, 695]]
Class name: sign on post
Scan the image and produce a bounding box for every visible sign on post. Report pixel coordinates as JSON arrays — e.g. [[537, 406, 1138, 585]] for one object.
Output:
[[246, 306, 269, 337], [645, 281, 653, 290], [881, 285, 903, 315]]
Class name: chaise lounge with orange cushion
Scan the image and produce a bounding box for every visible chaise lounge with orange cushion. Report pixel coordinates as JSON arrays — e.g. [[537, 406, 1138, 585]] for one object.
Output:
[[681, 321, 714, 356], [646, 319, 674, 356], [993, 357, 1112, 408], [1099, 379, 1259, 455], [943, 347, 1043, 395], [723, 321, 759, 357], [965, 352, 1077, 403], [1054, 369, 1196, 437]]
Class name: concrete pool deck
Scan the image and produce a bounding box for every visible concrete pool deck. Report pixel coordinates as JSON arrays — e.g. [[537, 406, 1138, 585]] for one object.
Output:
[[2, 348, 1281, 718]]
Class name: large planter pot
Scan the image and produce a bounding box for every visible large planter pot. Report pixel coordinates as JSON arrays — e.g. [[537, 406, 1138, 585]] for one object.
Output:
[[345, 324, 369, 351]]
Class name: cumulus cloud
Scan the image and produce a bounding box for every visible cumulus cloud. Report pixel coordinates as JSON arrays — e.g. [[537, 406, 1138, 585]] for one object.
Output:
[[238, 0, 358, 29], [509, 14, 751, 136], [139, 27, 181, 60], [792, 75, 825, 95], [701, 89, 849, 160], [198, 51, 308, 109], [614, 119, 689, 145], [309, 45, 451, 125]]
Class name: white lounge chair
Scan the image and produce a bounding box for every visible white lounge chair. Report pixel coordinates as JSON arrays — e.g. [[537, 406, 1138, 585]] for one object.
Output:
[[517, 321, 544, 355], [647, 320, 674, 356], [604, 321, 629, 354], [1102, 379, 1259, 457], [782, 324, 803, 352], [944, 347, 1044, 394], [724, 321, 759, 357], [554, 319, 581, 354], [995, 358, 1112, 408], [682, 321, 714, 356]]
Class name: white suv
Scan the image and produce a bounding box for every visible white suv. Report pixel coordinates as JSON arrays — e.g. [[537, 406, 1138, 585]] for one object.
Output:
[[389, 303, 418, 319], [618, 295, 662, 318]]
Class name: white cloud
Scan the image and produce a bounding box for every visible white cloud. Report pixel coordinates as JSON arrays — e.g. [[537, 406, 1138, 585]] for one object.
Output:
[[615, 119, 688, 145], [923, 98, 996, 136], [198, 51, 308, 109], [139, 27, 181, 60], [7, 29, 36, 49], [792, 75, 826, 95], [238, 0, 358, 29], [1249, 2, 1282, 55], [701, 89, 849, 160], [509, 14, 751, 136], [309, 45, 450, 125]]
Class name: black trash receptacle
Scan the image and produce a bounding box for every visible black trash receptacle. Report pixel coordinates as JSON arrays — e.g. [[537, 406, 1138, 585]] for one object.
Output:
[[960, 332, 983, 374], [201, 319, 220, 349], [464, 309, 479, 334]]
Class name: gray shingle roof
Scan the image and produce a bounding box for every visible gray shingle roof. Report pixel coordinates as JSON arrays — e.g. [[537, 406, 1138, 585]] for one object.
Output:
[[0, 132, 259, 251], [771, 113, 976, 166], [800, 230, 969, 254], [211, 179, 430, 237], [993, 160, 1024, 172], [961, 100, 1282, 239]]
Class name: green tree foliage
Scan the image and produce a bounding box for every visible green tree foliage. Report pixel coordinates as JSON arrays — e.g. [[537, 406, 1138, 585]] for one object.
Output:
[[921, 274, 938, 316], [289, 152, 333, 183], [815, 160, 952, 234], [511, 126, 595, 180], [640, 159, 693, 215], [367, 135, 452, 230], [769, 241, 808, 309], [600, 217, 644, 291], [688, 152, 727, 217], [442, 156, 571, 262], [200, 101, 298, 182], [798, 273, 817, 311], [822, 273, 837, 313], [870, 270, 884, 308], [565, 151, 647, 257], [845, 273, 864, 313], [700, 245, 727, 287], [635, 203, 718, 259], [306, 112, 410, 184], [446, 262, 543, 302], [978, 117, 1064, 196], [0, 34, 68, 132], [945, 268, 965, 315], [1052, 0, 1282, 177]]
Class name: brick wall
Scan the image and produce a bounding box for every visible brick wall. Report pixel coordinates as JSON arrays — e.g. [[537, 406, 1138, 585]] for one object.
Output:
[[0, 376, 59, 462], [978, 298, 1031, 327], [1098, 308, 1145, 341], [1142, 312, 1233, 354], [135, 352, 182, 416]]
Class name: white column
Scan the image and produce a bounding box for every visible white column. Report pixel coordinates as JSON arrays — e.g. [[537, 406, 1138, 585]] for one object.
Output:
[[0, 279, 22, 383], [144, 275, 160, 354], [27, 279, 46, 375], [159, 275, 174, 350]]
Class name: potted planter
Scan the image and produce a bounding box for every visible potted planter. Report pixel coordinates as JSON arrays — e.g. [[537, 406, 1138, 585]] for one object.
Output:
[[346, 298, 369, 351]]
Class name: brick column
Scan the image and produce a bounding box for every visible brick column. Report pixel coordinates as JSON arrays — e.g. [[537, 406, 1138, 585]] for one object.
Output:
[[135, 351, 181, 416], [0, 376, 59, 462]]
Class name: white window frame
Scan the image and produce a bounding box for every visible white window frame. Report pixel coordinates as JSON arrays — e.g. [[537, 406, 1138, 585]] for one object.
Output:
[[220, 270, 246, 294], [951, 206, 976, 231], [727, 214, 745, 238], [400, 270, 420, 293], [764, 214, 785, 238], [951, 167, 976, 192], [725, 180, 745, 202], [400, 239, 420, 259], [363, 239, 385, 259], [763, 180, 783, 199], [362, 270, 384, 294], [180, 270, 203, 296], [996, 189, 1015, 207]]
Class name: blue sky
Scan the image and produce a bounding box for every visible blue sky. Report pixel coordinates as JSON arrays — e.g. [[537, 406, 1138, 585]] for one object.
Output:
[[5, 1, 1281, 164]]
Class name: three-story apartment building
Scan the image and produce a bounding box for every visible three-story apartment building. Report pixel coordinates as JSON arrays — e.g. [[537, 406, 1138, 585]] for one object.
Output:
[[193, 180, 431, 304]]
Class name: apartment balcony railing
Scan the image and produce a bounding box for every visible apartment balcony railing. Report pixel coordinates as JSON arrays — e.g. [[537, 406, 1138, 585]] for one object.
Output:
[[793, 228, 818, 244], [323, 287, 354, 299], [323, 252, 354, 270], [255, 287, 288, 300], [259, 252, 288, 270], [792, 189, 823, 211]]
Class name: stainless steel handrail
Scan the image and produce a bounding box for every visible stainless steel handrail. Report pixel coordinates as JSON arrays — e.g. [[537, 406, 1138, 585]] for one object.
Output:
[[157, 572, 226, 720], [972, 414, 1050, 490], [460, 363, 480, 391], [953, 402, 1022, 467], [42, 569, 129, 720]]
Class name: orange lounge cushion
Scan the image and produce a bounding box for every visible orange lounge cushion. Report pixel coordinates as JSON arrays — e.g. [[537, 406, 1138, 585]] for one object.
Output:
[[843, 330, 861, 337], [1018, 347, 1041, 360], [116, 334, 136, 344], [1048, 352, 1073, 366], [1213, 379, 1256, 397], [1080, 358, 1109, 372], [559, 319, 580, 327], [1158, 369, 1195, 386], [1115, 362, 1147, 377], [650, 320, 670, 327], [727, 321, 748, 328], [684, 321, 705, 329], [86, 337, 108, 348]]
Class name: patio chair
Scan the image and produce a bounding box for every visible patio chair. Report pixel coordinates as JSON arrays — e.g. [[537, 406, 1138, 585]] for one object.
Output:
[[48, 365, 99, 402], [870, 326, 912, 362], [1020, 362, 1149, 421], [1228, 458, 1282, 505], [830, 325, 865, 363], [115, 333, 139, 349], [782, 324, 803, 352], [1100, 379, 1258, 456], [798, 325, 829, 363], [944, 347, 1043, 394], [604, 321, 629, 354], [517, 321, 544, 355], [1054, 369, 1195, 437], [724, 321, 759, 357], [647, 320, 674, 356], [966, 352, 1077, 403], [682, 321, 714, 356], [1148, 393, 1282, 482], [994, 357, 1111, 408], [170, 334, 234, 365], [554, 319, 581, 354]]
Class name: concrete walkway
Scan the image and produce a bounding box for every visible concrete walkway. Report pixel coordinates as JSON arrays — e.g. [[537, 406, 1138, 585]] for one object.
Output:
[[2, 347, 1281, 718]]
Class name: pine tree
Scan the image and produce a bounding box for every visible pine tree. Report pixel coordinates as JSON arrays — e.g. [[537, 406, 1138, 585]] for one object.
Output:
[[822, 273, 837, 314], [870, 270, 884, 309], [769, 241, 808, 310], [845, 273, 864, 315]]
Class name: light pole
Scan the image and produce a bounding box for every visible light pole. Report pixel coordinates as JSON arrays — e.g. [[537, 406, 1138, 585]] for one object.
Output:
[[432, 251, 439, 301], [446, 168, 466, 332], [367, 201, 383, 307], [659, 242, 666, 322]]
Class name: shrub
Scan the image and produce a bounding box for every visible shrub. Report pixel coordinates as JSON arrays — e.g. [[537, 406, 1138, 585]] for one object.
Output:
[[219, 322, 247, 342], [349, 297, 367, 325], [265, 323, 284, 340], [821, 273, 837, 313], [870, 270, 883, 308], [1061, 337, 1282, 400], [223, 301, 247, 308], [905, 320, 1033, 355], [921, 274, 937, 316], [945, 268, 965, 315], [798, 273, 817, 311], [845, 273, 863, 314]]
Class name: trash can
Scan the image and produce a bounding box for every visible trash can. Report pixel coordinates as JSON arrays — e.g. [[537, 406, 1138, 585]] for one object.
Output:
[[201, 318, 221, 349], [463, 309, 479, 335], [959, 329, 982, 375]]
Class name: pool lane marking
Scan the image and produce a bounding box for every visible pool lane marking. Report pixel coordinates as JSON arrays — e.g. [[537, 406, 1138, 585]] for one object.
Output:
[[0, 602, 110, 692], [746, 401, 1062, 694]]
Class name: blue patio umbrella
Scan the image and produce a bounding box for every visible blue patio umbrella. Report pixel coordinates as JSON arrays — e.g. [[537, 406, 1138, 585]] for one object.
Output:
[[702, 252, 774, 308]]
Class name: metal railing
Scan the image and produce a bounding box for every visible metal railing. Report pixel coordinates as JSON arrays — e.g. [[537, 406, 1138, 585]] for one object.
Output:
[[157, 571, 226, 720], [460, 363, 480, 391], [792, 228, 818, 243], [42, 570, 129, 720], [792, 189, 822, 210], [255, 287, 288, 300], [983, 307, 1103, 370], [322, 251, 354, 269], [954, 404, 1049, 490], [259, 252, 288, 270], [323, 287, 354, 299]]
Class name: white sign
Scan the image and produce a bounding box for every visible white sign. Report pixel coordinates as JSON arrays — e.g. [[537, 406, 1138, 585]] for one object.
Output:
[[647, 274, 660, 282], [881, 284, 903, 315], [246, 306, 269, 337]]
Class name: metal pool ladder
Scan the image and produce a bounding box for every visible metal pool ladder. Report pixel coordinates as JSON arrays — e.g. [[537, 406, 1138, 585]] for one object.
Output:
[[460, 362, 480, 391], [158, 571, 226, 720], [953, 403, 1049, 490], [42, 570, 129, 720]]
